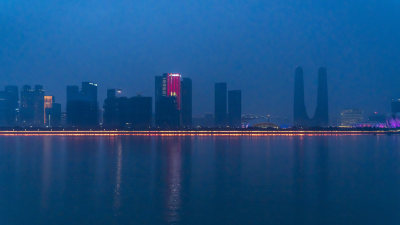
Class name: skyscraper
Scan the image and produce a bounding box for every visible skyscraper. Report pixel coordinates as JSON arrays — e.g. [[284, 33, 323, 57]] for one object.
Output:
[[43, 95, 61, 127], [167, 73, 182, 110], [20, 85, 44, 127], [44, 96, 53, 125], [48, 103, 62, 127], [155, 73, 182, 128], [104, 89, 152, 129], [155, 96, 180, 128], [103, 89, 120, 128], [293, 67, 309, 127], [0, 86, 19, 127], [66, 82, 99, 128], [181, 78, 192, 127], [33, 85, 45, 126], [228, 90, 242, 128], [126, 96, 152, 129], [5, 86, 19, 125], [214, 82, 227, 127], [43, 96, 61, 127], [312, 67, 329, 127]]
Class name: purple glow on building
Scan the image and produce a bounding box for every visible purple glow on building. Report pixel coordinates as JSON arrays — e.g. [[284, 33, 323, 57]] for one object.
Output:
[[387, 116, 400, 128]]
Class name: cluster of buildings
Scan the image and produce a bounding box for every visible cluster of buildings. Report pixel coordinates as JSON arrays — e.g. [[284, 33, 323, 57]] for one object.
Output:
[[0, 73, 243, 129], [339, 99, 400, 128], [1, 67, 398, 130], [0, 85, 61, 127], [214, 83, 242, 127]]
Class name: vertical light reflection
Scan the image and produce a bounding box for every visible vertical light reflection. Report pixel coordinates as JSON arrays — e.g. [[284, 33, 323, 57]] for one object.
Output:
[[40, 136, 52, 210], [293, 136, 306, 224], [164, 138, 182, 224], [315, 137, 329, 224], [113, 137, 123, 213]]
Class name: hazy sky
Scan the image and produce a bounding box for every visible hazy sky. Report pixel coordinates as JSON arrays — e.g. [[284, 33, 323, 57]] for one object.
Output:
[[1, 0, 400, 120]]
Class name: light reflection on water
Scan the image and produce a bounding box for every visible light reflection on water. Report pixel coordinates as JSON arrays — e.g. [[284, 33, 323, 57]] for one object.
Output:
[[1, 135, 400, 225]]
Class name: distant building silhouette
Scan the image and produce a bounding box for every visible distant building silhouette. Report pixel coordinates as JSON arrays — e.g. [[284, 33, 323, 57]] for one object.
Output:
[[20, 85, 44, 127], [214, 82, 227, 127], [293, 67, 329, 127], [103, 89, 121, 128], [293, 67, 310, 127], [181, 78, 192, 127], [0, 86, 19, 127], [228, 90, 242, 127], [103, 89, 152, 129], [156, 96, 180, 128], [66, 82, 99, 128], [312, 67, 329, 126]]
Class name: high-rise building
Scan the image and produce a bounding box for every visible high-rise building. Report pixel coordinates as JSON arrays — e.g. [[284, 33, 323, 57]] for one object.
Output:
[[167, 73, 182, 110], [20, 85, 44, 127], [214, 82, 227, 127], [293, 67, 330, 127], [0, 92, 10, 127], [181, 78, 192, 127], [155, 96, 180, 128], [228, 90, 242, 128], [44, 96, 53, 124], [104, 89, 152, 129], [5, 86, 19, 125], [293, 67, 309, 127], [0, 86, 19, 127], [103, 89, 120, 128], [124, 96, 152, 129], [66, 82, 98, 128], [43, 96, 61, 127], [49, 103, 61, 127], [155, 73, 182, 128], [312, 67, 329, 126]]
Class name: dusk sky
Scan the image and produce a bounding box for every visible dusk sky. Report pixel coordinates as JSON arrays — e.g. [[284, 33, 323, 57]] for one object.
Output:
[[1, 0, 400, 120]]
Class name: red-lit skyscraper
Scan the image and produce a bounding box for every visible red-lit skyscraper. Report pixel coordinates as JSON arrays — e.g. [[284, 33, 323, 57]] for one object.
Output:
[[155, 73, 183, 128], [166, 73, 182, 110]]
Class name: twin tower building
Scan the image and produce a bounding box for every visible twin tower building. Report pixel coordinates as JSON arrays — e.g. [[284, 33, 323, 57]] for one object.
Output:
[[294, 67, 329, 127]]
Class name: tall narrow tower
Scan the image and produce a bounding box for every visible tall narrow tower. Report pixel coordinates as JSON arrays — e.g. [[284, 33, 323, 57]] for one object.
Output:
[[293, 67, 309, 127], [313, 67, 329, 126]]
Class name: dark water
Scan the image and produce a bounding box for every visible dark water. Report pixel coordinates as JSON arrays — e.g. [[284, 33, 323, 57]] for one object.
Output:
[[1, 135, 400, 225]]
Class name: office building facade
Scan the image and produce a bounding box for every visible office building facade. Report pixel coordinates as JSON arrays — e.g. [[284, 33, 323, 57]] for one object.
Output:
[[67, 82, 99, 128], [181, 78, 192, 127], [228, 90, 242, 128], [20, 85, 45, 127], [0, 86, 19, 127], [155, 73, 184, 128], [104, 89, 152, 129]]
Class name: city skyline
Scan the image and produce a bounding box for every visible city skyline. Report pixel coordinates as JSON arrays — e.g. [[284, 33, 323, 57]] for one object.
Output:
[[2, 2, 400, 225], [1, 1, 400, 118], [0, 66, 399, 129]]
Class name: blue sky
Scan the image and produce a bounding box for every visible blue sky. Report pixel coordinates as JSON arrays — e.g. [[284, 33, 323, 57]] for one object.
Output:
[[1, 0, 400, 119]]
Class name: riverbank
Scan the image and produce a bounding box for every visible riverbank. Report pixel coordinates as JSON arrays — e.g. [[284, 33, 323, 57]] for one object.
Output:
[[0, 129, 399, 136]]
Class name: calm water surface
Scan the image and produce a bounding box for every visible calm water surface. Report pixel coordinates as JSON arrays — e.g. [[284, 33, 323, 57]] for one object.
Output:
[[1, 135, 400, 225]]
